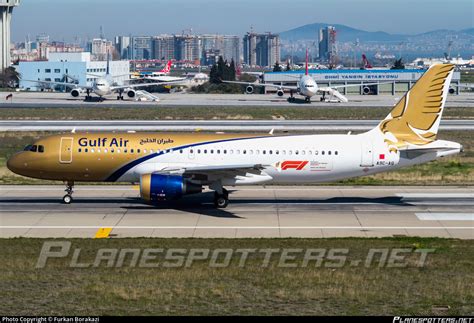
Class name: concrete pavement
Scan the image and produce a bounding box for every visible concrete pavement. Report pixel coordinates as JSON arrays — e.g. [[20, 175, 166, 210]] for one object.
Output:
[[0, 185, 472, 239]]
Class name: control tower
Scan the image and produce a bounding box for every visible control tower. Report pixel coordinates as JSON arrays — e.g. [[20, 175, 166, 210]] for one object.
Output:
[[0, 0, 20, 71]]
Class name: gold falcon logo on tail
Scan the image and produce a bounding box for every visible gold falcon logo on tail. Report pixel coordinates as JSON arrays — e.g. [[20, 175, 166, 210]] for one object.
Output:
[[379, 64, 455, 152]]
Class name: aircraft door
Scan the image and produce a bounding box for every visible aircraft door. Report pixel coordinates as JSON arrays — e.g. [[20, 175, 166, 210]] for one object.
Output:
[[59, 137, 73, 164], [360, 140, 374, 167]]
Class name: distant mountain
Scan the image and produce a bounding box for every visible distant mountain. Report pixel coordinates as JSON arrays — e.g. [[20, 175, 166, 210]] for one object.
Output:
[[280, 23, 407, 42], [279, 23, 473, 42], [460, 28, 474, 35]]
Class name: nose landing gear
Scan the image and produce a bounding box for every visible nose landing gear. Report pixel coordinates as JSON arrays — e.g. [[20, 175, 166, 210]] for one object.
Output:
[[63, 181, 74, 204]]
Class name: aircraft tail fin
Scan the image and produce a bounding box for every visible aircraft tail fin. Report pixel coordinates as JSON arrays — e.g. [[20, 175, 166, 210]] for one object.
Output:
[[362, 54, 372, 68], [106, 51, 110, 75], [160, 60, 172, 74], [375, 64, 455, 148], [305, 49, 309, 76]]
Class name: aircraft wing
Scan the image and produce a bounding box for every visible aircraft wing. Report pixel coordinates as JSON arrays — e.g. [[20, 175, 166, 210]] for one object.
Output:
[[222, 80, 298, 91], [21, 79, 92, 90], [157, 164, 268, 178], [136, 76, 187, 82], [110, 80, 188, 91], [318, 81, 393, 92]]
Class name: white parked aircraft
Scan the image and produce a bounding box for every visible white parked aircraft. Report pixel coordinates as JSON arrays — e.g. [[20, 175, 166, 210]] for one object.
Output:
[[225, 50, 387, 103], [131, 60, 187, 83], [24, 57, 184, 101], [7, 64, 461, 208]]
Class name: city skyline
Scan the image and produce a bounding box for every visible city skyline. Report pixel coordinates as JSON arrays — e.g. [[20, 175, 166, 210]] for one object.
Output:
[[11, 0, 474, 43]]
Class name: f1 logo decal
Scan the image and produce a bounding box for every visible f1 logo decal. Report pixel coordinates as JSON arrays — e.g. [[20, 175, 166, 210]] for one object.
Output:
[[280, 161, 308, 171]]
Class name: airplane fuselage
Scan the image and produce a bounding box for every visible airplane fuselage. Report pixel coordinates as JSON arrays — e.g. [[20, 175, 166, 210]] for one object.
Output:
[[6, 132, 460, 185], [297, 75, 318, 98], [91, 77, 113, 97]]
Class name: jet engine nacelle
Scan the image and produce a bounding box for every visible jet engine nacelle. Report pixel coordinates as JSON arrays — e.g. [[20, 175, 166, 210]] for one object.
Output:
[[277, 89, 284, 97], [70, 89, 82, 97], [127, 89, 136, 98], [362, 86, 371, 95], [245, 85, 254, 94], [140, 174, 202, 202]]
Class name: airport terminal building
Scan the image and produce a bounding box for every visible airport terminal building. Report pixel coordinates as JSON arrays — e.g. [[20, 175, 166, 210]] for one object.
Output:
[[18, 52, 130, 91], [263, 69, 462, 95]]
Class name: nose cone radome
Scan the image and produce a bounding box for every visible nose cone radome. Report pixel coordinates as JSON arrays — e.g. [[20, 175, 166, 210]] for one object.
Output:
[[6, 153, 25, 175]]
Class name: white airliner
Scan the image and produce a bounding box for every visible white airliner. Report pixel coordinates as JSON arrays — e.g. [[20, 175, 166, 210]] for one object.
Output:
[[24, 57, 183, 101], [225, 50, 386, 103], [7, 64, 461, 208], [131, 60, 188, 83]]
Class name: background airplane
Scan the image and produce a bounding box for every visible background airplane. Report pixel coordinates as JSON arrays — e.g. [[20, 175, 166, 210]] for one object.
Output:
[[225, 50, 386, 103], [23, 56, 185, 101], [131, 60, 188, 83], [7, 64, 461, 208]]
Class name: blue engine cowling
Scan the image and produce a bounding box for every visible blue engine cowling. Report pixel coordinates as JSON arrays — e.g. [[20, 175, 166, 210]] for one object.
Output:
[[140, 174, 202, 202]]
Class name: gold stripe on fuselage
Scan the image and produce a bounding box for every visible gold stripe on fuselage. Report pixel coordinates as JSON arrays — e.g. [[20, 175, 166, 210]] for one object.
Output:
[[8, 132, 269, 182]]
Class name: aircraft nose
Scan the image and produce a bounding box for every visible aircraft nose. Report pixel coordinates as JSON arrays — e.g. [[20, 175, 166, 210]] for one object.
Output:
[[6, 153, 25, 175]]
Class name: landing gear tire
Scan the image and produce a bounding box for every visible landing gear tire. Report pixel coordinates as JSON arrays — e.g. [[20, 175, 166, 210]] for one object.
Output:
[[305, 97, 311, 103], [214, 189, 229, 208], [63, 194, 73, 204], [63, 181, 74, 204]]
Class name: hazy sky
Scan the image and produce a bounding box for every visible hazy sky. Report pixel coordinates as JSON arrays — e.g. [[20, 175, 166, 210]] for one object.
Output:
[[12, 0, 474, 42]]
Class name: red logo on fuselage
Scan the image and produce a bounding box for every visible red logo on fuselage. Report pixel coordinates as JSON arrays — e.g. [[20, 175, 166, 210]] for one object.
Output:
[[281, 160, 308, 170]]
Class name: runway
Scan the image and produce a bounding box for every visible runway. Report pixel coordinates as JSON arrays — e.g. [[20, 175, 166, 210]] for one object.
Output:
[[0, 185, 472, 239], [1, 92, 474, 108], [1, 119, 473, 131]]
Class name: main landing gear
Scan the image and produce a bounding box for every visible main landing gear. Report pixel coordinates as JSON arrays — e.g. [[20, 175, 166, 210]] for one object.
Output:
[[288, 90, 296, 102], [213, 188, 229, 208], [63, 181, 74, 204], [85, 89, 92, 101], [320, 92, 326, 102]]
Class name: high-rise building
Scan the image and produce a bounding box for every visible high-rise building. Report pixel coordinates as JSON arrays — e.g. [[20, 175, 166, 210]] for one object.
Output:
[[222, 35, 240, 64], [319, 26, 336, 64], [201, 34, 240, 65], [243, 32, 280, 67], [0, 0, 20, 70], [130, 36, 152, 60], [88, 38, 114, 61], [174, 35, 201, 63], [114, 36, 130, 59], [152, 35, 175, 61]]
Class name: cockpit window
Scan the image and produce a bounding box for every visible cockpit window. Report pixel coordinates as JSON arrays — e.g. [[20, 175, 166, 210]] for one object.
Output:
[[23, 145, 44, 153]]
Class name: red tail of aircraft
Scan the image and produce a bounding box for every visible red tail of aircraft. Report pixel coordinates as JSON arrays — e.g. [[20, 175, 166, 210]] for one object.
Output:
[[305, 49, 309, 75], [362, 54, 372, 69], [160, 60, 172, 74]]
